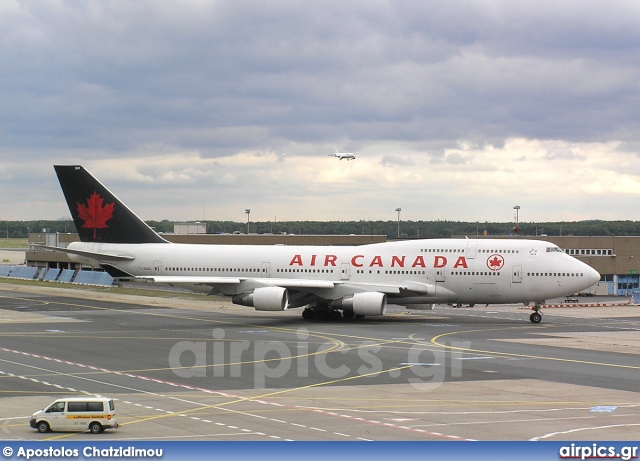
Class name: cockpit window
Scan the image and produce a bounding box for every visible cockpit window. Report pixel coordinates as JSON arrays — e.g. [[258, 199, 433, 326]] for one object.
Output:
[[546, 247, 563, 252]]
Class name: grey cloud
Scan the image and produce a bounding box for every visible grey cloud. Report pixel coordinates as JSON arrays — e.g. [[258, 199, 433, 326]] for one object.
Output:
[[615, 142, 640, 155], [543, 149, 586, 161], [2, 0, 640, 221], [380, 155, 416, 167], [444, 152, 467, 165], [2, 0, 640, 159]]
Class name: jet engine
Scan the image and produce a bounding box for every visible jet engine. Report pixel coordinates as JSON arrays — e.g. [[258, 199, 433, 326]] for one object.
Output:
[[334, 292, 387, 316], [232, 287, 289, 311]]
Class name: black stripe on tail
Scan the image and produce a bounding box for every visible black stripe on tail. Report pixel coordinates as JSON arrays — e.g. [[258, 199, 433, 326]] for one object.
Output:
[[54, 165, 168, 244]]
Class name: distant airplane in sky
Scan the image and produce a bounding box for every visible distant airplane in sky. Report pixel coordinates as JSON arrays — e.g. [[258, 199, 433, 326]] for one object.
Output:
[[327, 146, 357, 161]]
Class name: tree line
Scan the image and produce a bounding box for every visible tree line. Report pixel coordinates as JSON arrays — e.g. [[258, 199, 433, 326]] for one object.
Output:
[[3, 219, 640, 239]]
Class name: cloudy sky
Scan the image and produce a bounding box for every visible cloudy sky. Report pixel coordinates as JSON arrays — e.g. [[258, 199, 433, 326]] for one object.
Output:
[[2, 1, 640, 225]]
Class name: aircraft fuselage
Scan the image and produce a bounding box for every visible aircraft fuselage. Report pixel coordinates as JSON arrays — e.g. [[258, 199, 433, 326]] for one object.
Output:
[[68, 237, 599, 306]]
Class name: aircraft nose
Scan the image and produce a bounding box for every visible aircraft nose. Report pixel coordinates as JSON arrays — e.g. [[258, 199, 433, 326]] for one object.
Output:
[[588, 266, 600, 285]]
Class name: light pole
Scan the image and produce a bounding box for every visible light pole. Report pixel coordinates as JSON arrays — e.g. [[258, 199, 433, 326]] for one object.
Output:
[[245, 209, 251, 234], [513, 205, 521, 235], [395, 208, 401, 239]]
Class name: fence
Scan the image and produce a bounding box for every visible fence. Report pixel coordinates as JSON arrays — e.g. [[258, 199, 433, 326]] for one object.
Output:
[[0, 265, 114, 287]]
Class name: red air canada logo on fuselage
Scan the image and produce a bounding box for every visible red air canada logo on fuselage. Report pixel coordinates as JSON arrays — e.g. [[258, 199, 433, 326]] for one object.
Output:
[[288, 254, 473, 269], [486, 254, 505, 271], [76, 191, 114, 240]]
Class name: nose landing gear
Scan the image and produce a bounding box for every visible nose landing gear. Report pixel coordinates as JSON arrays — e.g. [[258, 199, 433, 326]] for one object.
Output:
[[530, 302, 543, 323]]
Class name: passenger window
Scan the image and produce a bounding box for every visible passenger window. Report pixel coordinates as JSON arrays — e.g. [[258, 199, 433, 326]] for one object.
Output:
[[68, 402, 87, 412], [87, 402, 104, 412]]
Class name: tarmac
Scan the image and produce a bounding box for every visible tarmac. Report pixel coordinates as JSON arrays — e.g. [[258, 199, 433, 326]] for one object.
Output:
[[1, 282, 639, 441]]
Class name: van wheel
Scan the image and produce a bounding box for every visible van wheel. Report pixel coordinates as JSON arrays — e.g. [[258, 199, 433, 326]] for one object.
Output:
[[37, 421, 50, 433], [89, 422, 103, 434]]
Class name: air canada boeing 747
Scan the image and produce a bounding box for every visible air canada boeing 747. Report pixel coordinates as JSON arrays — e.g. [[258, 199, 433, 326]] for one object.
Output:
[[49, 165, 599, 323]]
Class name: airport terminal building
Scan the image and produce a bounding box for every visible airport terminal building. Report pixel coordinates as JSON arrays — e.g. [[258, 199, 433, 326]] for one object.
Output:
[[23, 232, 640, 296]]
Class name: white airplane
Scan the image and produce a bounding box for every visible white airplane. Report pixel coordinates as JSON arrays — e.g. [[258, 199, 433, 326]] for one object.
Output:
[[327, 146, 356, 161], [48, 165, 600, 324]]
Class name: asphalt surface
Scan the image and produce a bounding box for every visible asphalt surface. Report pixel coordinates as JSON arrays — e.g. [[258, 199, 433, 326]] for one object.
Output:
[[1, 283, 639, 441]]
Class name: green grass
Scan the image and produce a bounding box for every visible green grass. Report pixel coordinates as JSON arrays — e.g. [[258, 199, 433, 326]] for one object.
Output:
[[0, 238, 28, 249]]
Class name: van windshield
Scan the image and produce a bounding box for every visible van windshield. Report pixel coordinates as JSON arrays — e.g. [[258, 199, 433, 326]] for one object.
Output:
[[46, 402, 65, 413]]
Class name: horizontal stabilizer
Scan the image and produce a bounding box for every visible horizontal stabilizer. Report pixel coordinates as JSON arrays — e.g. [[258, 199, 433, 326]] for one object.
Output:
[[32, 244, 135, 262]]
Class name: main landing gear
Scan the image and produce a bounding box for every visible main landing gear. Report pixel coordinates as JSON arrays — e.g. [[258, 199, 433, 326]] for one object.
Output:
[[529, 302, 543, 324], [301, 306, 364, 321], [302, 307, 342, 321]]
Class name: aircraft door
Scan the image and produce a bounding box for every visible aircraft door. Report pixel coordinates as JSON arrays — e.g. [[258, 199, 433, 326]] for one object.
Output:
[[436, 268, 445, 282], [261, 262, 271, 278], [153, 260, 162, 275], [341, 263, 350, 281], [466, 241, 477, 260], [512, 265, 522, 283]]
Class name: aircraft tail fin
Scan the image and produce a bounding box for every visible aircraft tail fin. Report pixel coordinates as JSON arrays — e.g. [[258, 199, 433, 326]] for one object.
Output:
[[54, 165, 168, 244]]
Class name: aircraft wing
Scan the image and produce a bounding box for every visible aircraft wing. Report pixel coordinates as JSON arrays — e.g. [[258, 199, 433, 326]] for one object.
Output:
[[140, 276, 335, 289], [138, 276, 435, 296], [346, 280, 435, 295]]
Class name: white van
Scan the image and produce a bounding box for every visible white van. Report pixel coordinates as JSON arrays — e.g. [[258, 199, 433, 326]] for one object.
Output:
[[30, 397, 119, 434]]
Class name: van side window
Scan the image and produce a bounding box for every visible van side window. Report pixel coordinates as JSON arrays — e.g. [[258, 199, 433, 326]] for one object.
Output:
[[109, 400, 115, 411], [68, 402, 87, 412], [87, 402, 104, 412], [47, 402, 65, 413]]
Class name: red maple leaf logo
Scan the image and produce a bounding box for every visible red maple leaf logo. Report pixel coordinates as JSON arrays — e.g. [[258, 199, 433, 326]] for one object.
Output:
[[487, 254, 505, 271], [76, 192, 115, 240]]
